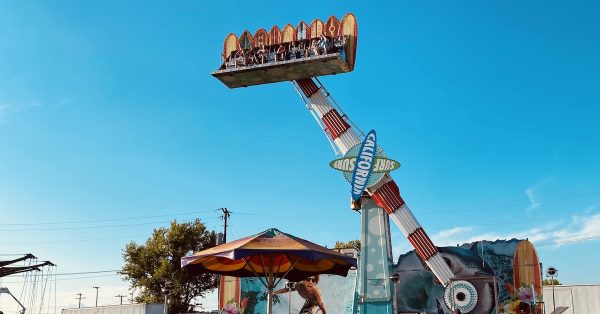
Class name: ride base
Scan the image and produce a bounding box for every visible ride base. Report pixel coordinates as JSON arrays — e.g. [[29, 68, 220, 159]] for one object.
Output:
[[355, 197, 395, 314]]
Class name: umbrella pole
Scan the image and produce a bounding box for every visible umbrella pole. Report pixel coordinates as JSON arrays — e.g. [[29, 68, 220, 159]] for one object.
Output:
[[267, 256, 274, 314], [267, 287, 273, 314], [243, 256, 274, 314], [288, 284, 292, 314]]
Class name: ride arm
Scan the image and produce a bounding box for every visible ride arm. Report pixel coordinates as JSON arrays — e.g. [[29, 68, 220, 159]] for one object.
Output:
[[292, 78, 455, 286]]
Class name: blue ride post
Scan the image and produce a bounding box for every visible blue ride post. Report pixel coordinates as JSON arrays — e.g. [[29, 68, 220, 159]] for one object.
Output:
[[354, 197, 395, 314]]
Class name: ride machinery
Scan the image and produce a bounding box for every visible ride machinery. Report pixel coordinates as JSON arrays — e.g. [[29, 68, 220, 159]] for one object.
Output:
[[0, 254, 56, 314], [213, 14, 496, 313]]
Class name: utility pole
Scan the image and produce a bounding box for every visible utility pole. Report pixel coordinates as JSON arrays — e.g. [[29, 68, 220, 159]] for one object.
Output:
[[217, 207, 231, 312], [219, 208, 231, 243], [76, 293, 85, 308], [115, 294, 125, 305], [129, 290, 134, 304], [161, 285, 172, 314], [93, 286, 99, 307]]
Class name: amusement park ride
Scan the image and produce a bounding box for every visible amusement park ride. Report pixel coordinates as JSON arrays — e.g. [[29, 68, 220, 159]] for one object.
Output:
[[0, 254, 55, 314], [213, 14, 499, 313]]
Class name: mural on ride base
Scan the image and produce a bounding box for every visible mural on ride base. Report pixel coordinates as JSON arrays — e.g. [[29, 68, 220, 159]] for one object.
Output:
[[393, 239, 544, 314]]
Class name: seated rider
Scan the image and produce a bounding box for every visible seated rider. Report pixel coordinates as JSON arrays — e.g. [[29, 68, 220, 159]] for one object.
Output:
[[310, 39, 319, 56], [244, 48, 255, 65], [334, 35, 346, 52], [235, 49, 245, 66], [298, 40, 306, 58], [276, 44, 286, 61], [318, 33, 328, 55], [289, 41, 298, 59], [256, 44, 267, 64]]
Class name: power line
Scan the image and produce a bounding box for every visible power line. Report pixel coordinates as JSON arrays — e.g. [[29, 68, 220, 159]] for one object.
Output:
[[4, 270, 118, 278], [47, 273, 119, 281], [2, 273, 119, 283], [3, 190, 594, 232], [0, 214, 595, 247], [2, 191, 597, 228], [535, 234, 600, 247], [418, 191, 600, 215], [55, 270, 119, 276], [460, 212, 599, 227], [1, 235, 596, 285], [0, 212, 584, 232], [0, 210, 225, 227], [0, 217, 221, 232], [0, 235, 149, 246], [8, 234, 597, 282]]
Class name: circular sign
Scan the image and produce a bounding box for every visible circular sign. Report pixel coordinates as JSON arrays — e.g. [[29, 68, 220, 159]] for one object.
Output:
[[444, 280, 478, 313]]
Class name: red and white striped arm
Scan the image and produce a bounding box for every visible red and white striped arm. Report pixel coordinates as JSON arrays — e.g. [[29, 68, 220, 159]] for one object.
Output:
[[294, 78, 455, 286], [368, 177, 455, 285], [295, 79, 361, 155]]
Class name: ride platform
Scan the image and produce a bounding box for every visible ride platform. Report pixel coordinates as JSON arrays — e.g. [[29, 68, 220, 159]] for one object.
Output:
[[212, 13, 357, 89], [212, 52, 351, 88]]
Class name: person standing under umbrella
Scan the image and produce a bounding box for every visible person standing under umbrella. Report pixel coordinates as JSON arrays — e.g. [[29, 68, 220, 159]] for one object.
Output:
[[182, 228, 356, 314], [274, 275, 327, 314]]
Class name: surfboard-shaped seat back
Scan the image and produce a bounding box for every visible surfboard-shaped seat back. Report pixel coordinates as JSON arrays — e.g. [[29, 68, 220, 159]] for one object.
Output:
[[282, 24, 295, 43], [254, 28, 269, 47], [213, 14, 358, 88]]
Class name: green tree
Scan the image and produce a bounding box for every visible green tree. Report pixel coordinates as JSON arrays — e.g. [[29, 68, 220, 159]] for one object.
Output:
[[334, 239, 361, 251], [121, 219, 218, 314], [543, 278, 561, 286]]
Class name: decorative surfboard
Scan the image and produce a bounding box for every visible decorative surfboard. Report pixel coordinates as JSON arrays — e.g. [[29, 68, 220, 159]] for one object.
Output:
[[341, 13, 358, 70], [254, 28, 269, 47], [218, 275, 240, 310], [269, 25, 282, 46], [239, 30, 253, 49], [223, 33, 238, 60], [282, 24, 295, 43], [325, 15, 340, 37], [513, 240, 543, 313], [309, 18, 324, 38], [296, 21, 308, 41]]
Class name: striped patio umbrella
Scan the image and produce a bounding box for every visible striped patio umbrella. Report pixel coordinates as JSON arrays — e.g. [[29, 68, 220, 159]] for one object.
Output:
[[181, 228, 356, 314]]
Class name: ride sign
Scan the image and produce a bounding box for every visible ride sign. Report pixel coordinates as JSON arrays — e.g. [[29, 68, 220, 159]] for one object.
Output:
[[329, 130, 400, 201]]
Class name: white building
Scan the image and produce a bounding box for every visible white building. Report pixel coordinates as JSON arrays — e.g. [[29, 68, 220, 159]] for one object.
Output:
[[62, 304, 165, 314], [543, 284, 600, 314]]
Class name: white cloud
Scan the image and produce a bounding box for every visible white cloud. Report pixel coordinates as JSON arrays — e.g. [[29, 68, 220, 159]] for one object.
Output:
[[0, 100, 43, 122], [434, 226, 473, 239], [423, 208, 599, 250], [551, 207, 600, 246], [430, 226, 475, 247], [525, 180, 548, 213], [0, 103, 13, 118]]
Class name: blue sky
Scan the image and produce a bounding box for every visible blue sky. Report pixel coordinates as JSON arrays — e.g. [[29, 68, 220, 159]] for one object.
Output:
[[1, 0, 599, 311]]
